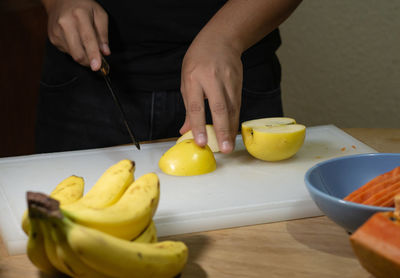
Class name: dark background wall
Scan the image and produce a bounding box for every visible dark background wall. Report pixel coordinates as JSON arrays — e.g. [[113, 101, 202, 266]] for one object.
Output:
[[0, 0, 47, 157]]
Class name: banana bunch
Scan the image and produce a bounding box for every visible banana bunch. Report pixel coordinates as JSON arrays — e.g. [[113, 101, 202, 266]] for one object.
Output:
[[23, 160, 188, 278], [22, 159, 135, 235]]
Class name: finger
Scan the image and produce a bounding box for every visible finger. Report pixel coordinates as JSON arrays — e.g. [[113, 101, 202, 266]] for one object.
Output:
[[56, 43, 68, 53], [48, 21, 72, 55], [206, 84, 234, 154], [182, 82, 207, 147], [76, 11, 102, 71], [225, 91, 240, 149], [179, 117, 191, 135], [93, 7, 110, 56], [222, 67, 242, 148], [52, 37, 68, 54], [62, 21, 89, 66], [179, 86, 192, 134], [225, 83, 242, 143]]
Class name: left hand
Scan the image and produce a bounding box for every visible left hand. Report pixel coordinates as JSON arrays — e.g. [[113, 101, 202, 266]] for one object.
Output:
[[180, 38, 243, 154]]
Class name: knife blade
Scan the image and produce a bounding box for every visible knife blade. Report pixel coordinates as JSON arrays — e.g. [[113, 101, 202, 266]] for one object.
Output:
[[99, 56, 141, 150]]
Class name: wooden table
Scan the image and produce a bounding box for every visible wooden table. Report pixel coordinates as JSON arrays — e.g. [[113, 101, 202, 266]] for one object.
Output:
[[1, 128, 399, 278]]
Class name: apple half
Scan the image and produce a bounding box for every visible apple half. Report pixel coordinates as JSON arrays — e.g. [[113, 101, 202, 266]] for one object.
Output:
[[159, 139, 217, 176], [176, 124, 219, 152], [241, 117, 306, 162]]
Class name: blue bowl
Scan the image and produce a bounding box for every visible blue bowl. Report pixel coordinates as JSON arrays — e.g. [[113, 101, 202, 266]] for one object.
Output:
[[305, 153, 400, 233]]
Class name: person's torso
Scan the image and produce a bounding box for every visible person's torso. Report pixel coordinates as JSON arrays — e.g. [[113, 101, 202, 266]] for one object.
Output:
[[95, 0, 281, 90]]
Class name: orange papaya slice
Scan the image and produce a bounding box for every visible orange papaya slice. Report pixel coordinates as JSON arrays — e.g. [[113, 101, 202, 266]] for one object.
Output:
[[350, 212, 400, 278]]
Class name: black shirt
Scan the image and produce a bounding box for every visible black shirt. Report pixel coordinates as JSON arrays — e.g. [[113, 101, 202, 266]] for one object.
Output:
[[96, 0, 281, 91]]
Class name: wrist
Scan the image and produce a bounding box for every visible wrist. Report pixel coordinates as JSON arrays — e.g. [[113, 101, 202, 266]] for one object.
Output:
[[193, 29, 244, 58]]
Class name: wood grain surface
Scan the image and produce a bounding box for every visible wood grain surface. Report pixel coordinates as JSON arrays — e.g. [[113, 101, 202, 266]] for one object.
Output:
[[1, 128, 398, 278]]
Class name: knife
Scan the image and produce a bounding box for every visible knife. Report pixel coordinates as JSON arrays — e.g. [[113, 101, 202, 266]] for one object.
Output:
[[98, 56, 141, 150]]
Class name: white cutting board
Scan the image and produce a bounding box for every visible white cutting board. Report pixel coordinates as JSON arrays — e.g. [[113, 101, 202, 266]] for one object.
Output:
[[0, 125, 376, 255]]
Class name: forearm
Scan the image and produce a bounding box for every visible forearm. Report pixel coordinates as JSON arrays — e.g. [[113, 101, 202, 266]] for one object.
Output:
[[195, 0, 302, 54]]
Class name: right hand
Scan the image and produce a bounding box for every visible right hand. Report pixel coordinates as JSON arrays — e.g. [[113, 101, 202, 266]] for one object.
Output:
[[179, 35, 243, 154], [43, 0, 110, 71]]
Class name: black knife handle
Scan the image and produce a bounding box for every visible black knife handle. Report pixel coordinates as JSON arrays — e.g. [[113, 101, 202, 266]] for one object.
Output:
[[99, 56, 110, 76]]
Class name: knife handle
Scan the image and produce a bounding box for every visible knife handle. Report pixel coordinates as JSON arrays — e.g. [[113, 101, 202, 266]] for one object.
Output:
[[98, 56, 110, 77]]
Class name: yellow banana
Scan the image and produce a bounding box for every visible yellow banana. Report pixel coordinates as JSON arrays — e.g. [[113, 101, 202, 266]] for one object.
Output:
[[50, 176, 85, 202], [22, 175, 84, 235], [23, 160, 135, 235], [39, 220, 75, 277], [132, 220, 158, 243], [73, 159, 135, 209], [62, 173, 160, 240], [44, 217, 111, 278], [26, 217, 59, 275], [55, 216, 188, 278]]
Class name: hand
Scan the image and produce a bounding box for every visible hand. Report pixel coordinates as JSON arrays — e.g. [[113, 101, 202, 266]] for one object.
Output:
[[43, 0, 110, 71], [180, 38, 243, 154]]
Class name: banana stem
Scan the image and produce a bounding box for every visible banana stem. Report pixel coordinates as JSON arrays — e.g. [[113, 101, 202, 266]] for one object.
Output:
[[27, 192, 63, 219]]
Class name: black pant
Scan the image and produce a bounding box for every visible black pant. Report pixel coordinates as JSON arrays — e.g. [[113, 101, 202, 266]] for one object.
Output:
[[35, 43, 283, 154]]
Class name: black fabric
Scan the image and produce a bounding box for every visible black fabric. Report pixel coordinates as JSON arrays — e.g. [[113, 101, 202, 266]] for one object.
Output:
[[95, 0, 281, 90], [36, 43, 282, 153]]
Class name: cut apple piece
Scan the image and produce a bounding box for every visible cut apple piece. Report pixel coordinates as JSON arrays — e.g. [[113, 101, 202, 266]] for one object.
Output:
[[242, 117, 296, 128], [159, 139, 217, 176], [241, 117, 306, 162], [176, 124, 219, 152]]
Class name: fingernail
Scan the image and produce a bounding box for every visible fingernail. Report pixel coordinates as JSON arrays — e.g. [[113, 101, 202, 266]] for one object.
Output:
[[221, 141, 231, 152], [90, 59, 99, 71], [101, 43, 111, 55], [196, 133, 207, 145]]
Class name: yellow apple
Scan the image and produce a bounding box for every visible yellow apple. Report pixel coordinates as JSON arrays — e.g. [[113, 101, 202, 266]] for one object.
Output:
[[176, 124, 219, 152], [159, 139, 217, 176], [241, 117, 306, 161]]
